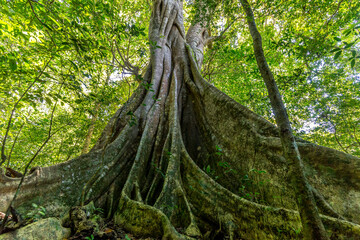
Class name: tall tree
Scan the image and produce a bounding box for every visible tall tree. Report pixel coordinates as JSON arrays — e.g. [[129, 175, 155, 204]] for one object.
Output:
[[1, 0, 360, 239], [240, 0, 328, 239]]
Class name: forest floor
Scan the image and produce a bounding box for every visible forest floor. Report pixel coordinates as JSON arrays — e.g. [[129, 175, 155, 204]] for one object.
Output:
[[1, 211, 159, 240], [67, 220, 157, 240]]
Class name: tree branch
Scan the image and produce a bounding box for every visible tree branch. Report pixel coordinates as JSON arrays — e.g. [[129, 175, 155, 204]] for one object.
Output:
[[353, 126, 360, 147], [0, 81, 63, 233], [6, 122, 25, 168], [205, 16, 241, 45], [0, 57, 52, 167], [315, 0, 344, 36]]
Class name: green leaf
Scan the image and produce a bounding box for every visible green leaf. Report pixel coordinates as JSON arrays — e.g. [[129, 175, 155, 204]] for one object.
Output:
[[16, 102, 24, 109], [42, 23, 53, 31], [45, 97, 52, 105], [351, 50, 356, 58], [48, 16, 61, 28], [344, 29, 352, 37], [334, 37, 341, 42], [344, 42, 354, 49], [69, 60, 79, 71], [9, 58, 17, 71], [334, 51, 341, 60], [351, 59, 355, 68], [330, 48, 341, 53]]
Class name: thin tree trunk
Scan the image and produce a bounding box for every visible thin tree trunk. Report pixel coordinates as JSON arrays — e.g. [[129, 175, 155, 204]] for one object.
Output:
[[81, 68, 112, 155], [81, 103, 101, 155], [0, 58, 52, 166], [240, 0, 329, 239]]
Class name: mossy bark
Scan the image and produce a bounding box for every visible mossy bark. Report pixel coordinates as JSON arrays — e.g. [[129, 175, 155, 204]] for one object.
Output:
[[1, 0, 360, 239]]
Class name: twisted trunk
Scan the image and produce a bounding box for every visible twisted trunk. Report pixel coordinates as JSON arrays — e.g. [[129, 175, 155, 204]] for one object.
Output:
[[1, 0, 360, 239]]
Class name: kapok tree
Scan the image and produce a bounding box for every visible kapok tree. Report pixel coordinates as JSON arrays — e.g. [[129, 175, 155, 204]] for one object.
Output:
[[1, 0, 360, 239]]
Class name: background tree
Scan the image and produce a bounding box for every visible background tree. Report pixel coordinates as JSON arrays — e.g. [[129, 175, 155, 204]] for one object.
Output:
[[240, 0, 328, 238]]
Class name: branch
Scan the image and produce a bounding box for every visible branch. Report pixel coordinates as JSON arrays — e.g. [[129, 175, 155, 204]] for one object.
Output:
[[27, 0, 53, 32], [0, 57, 52, 167], [6, 122, 25, 168], [332, 124, 348, 153], [353, 126, 360, 147], [202, 45, 220, 78], [315, 0, 344, 36], [114, 40, 140, 77], [0, 125, 60, 233], [0, 81, 63, 233], [325, 115, 348, 153], [109, 39, 142, 84], [205, 16, 241, 45]]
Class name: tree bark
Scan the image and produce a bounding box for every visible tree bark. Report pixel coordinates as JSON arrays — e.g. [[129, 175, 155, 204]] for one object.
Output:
[[81, 103, 101, 155], [1, 0, 360, 239], [240, 0, 329, 239]]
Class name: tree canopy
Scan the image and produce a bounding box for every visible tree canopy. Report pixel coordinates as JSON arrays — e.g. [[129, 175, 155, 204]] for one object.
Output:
[[0, 0, 359, 172], [1, 0, 359, 170]]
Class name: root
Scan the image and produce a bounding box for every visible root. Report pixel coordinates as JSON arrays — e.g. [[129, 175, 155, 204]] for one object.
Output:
[[181, 145, 360, 239], [115, 195, 191, 239], [311, 187, 345, 220]]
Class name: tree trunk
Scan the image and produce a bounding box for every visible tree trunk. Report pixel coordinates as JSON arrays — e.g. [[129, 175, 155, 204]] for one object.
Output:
[[81, 103, 101, 155], [240, 0, 328, 239], [1, 0, 360, 239]]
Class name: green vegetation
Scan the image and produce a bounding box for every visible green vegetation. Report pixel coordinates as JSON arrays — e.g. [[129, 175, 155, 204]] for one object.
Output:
[[0, 0, 360, 239], [0, 0, 147, 170], [1, 0, 359, 171]]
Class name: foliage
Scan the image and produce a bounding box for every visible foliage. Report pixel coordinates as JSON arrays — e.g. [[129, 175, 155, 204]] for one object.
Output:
[[25, 203, 47, 222], [202, 0, 360, 156], [0, 0, 150, 170], [1, 0, 359, 173], [84, 235, 94, 240]]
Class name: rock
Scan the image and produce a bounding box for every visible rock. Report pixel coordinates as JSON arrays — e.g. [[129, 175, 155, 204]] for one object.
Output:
[[0, 217, 71, 240]]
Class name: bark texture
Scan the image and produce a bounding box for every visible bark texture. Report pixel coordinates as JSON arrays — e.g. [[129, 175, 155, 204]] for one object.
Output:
[[240, 0, 328, 239], [1, 0, 360, 239]]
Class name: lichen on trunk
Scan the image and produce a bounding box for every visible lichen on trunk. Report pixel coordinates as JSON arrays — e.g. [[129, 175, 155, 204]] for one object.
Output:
[[1, 0, 360, 239]]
